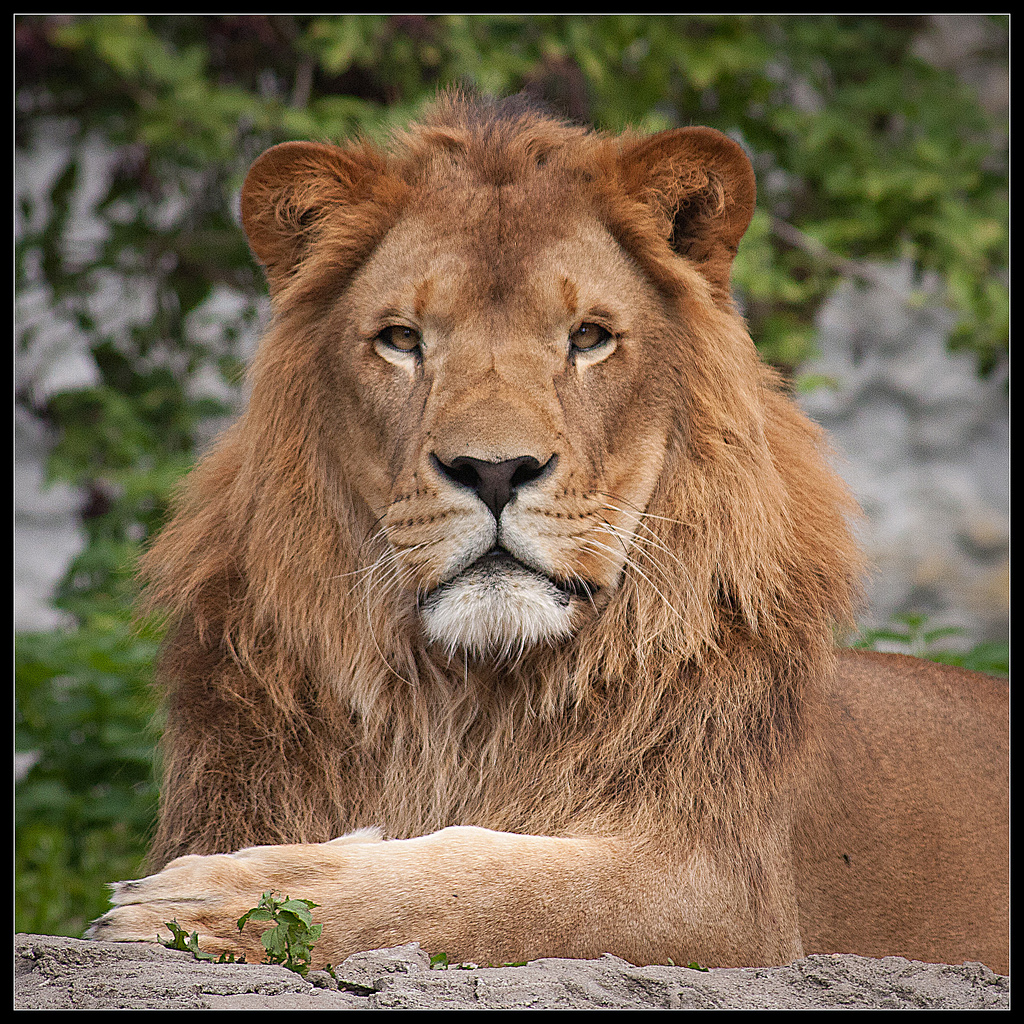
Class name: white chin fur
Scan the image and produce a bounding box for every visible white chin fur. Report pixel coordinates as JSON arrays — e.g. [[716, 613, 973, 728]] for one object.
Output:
[[420, 558, 575, 660]]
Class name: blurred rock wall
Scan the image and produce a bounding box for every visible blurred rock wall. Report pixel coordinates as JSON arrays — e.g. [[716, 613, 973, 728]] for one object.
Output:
[[798, 262, 1008, 642]]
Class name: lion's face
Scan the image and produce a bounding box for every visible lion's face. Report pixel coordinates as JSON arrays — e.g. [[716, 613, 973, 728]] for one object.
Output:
[[240, 99, 759, 661], [334, 202, 676, 659]]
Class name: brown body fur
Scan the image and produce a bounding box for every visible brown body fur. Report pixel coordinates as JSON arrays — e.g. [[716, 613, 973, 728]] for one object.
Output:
[[89, 94, 1008, 975]]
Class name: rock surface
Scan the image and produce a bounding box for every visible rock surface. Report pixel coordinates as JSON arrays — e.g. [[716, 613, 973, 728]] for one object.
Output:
[[15, 934, 1009, 1010], [798, 261, 1008, 642]]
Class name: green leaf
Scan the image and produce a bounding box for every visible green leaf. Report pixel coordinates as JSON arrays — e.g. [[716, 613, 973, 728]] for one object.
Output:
[[162, 919, 215, 961]]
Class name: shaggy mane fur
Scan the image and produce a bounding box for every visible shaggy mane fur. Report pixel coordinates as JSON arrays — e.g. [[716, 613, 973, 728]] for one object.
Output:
[[141, 93, 864, 870]]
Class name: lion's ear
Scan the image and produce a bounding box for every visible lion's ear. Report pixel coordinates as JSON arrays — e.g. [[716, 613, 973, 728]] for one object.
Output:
[[619, 126, 756, 297], [240, 140, 391, 291]]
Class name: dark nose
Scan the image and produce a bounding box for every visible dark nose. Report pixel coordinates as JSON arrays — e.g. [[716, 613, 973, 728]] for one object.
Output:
[[431, 453, 554, 519]]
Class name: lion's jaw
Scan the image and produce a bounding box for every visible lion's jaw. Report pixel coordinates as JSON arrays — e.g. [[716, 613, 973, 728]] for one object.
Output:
[[418, 549, 580, 660]]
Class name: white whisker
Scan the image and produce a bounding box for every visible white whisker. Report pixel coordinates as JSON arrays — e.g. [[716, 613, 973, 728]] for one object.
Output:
[[580, 531, 684, 623]]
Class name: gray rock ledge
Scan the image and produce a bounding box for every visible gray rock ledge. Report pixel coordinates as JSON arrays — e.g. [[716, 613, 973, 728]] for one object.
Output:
[[15, 933, 1009, 1010]]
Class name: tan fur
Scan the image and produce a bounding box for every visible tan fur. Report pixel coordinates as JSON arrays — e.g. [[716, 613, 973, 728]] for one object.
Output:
[[88, 94, 1008, 974]]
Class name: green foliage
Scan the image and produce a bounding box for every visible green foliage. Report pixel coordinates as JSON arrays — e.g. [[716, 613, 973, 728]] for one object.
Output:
[[851, 613, 1008, 678], [15, 608, 162, 936], [15, 16, 1007, 939], [237, 892, 324, 977]]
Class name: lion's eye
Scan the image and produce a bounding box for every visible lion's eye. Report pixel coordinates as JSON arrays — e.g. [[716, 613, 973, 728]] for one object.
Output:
[[569, 322, 613, 353], [375, 325, 422, 354]]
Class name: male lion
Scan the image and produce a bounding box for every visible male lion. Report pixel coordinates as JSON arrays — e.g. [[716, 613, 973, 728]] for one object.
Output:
[[89, 93, 1008, 975]]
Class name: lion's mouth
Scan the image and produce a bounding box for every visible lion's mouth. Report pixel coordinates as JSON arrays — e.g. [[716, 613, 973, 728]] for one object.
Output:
[[417, 546, 599, 657], [423, 547, 599, 608]]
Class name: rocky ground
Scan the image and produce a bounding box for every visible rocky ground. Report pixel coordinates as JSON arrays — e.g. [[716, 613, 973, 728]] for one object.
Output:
[[15, 934, 1009, 1010]]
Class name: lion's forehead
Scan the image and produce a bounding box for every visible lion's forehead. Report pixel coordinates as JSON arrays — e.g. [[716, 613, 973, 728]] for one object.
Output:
[[354, 198, 644, 328]]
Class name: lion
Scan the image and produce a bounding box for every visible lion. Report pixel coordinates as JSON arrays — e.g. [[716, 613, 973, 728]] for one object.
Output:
[[88, 93, 1008, 975]]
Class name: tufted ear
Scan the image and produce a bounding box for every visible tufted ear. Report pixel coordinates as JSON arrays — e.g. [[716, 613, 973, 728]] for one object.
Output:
[[240, 140, 395, 292], [618, 126, 756, 299]]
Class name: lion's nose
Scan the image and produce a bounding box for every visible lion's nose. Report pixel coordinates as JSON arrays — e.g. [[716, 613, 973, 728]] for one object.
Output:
[[431, 453, 555, 519]]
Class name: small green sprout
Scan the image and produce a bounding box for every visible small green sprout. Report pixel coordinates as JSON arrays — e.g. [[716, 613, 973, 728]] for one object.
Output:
[[160, 920, 241, 963], [161, 919, 215, 960], [236, 891, 323, 977]]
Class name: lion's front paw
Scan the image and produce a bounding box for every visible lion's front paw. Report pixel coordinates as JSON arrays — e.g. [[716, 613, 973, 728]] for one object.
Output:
[[86, 833, 383, 961], [86, 851, 274, 961]]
